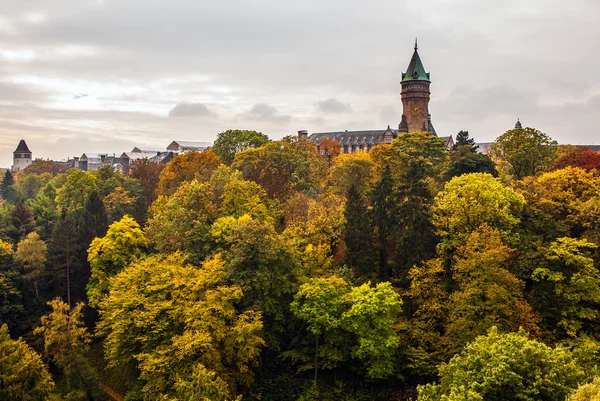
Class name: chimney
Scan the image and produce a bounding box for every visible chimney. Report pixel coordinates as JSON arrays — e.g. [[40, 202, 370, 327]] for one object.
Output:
[[298, 130, 308, 140]]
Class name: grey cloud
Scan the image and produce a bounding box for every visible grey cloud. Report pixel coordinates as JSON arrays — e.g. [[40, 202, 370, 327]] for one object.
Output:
[[169, 102, 217, 118], [317, 98, 351, 114], [248, 103, 292, 125]]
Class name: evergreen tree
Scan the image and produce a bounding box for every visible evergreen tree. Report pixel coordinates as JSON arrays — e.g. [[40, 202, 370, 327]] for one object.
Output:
[[370, 165, 395, 282], [394, 175, 437, 286], [0, 170, 17, 203], [343, 184, 375, 278], [81, 190, 108, 246], [453, 130, 478, 152], [8, 203, 36, 244], [48, 212, 81, 307]]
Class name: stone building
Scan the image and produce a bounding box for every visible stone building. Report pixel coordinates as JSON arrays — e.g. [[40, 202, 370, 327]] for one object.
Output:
[[301, 40, 453, 153], [12, 139, 32, 172]]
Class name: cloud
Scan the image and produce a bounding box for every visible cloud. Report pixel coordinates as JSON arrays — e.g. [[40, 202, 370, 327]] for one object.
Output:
[[168, 102, 217, 118], [248, 103, 292, 125], [317, 98, 351, 114]]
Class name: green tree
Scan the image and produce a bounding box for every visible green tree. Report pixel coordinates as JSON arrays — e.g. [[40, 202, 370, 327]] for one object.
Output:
[[8, 202, 36, 244], [1, 170, 18, 203], [0, 240, 23, 331], [97, 254, 264, 398], [490, 127, 558, 180], [87, 215, 147, 309], [343, 184, 375, 278], [15, 232, 47, 297], [27, 183, 58, 240], [81, 190, 108, 246], [172, 364, 243, 401], [55, 169, 97, 215], [288, 277, 350, 382], [370, 165, 394, 282], [532, 237, 600, 338], [289, 278, 403, 381], [213, 129, 270, 165], [14, 172, 52, 201], [433, 173, 525, 242], [146, 180, 217, 263], [0, 323, 55, 400], [446, 146, 496, 179], [417, 327, 584, 401], [328, 151, 375, 196], [35, 298, 97, 396], [48, 212, 81, 307], [453, 130, 478, 152]]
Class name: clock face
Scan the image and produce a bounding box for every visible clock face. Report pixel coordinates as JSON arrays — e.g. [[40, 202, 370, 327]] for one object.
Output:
[[411, 105, 421, 117]]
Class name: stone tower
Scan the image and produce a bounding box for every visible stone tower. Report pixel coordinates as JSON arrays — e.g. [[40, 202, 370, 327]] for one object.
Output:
[[399, 39, 433, 134], [12, 139, 32, 172]]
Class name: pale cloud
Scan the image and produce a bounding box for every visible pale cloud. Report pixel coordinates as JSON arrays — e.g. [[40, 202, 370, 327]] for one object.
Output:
[[168, 102, 217, 118], [317, 98, 352, 114]]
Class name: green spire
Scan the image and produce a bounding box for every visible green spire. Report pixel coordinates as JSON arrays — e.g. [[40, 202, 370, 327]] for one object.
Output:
[[401, 38, 430, 82]]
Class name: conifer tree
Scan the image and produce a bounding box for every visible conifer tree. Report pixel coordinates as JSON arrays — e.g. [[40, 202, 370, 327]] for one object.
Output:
[[48, 212, 81, 306], [370, 165, 395, 282], [81, 190, 108, 246], [343, 183, 375, 278], [453, 130, 478, 151], [0, 170, 17, 203], [8, 203, 36, 243]]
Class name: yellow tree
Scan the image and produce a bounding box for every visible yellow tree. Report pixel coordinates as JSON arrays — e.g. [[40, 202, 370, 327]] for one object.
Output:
[[15, 232, 47, 297], [157, 150, 222, 196]]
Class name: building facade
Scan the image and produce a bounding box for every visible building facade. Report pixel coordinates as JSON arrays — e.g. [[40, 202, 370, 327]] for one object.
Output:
[[301, 40, 452, 153], [12, 140, 32, 172]]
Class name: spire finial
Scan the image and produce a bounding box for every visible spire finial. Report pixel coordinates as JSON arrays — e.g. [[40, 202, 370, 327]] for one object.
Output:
[[415, 37, 418, 50]]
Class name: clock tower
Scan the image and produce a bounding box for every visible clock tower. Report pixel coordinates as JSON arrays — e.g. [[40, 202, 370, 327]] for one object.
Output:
[[398, 39, 433, 134]]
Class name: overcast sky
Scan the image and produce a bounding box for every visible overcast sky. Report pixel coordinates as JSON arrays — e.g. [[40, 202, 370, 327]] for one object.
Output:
[[0, 0, 598, 167]]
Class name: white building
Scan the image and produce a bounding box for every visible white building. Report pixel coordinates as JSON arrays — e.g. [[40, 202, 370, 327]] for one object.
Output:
[[12, 140, 32, 172]]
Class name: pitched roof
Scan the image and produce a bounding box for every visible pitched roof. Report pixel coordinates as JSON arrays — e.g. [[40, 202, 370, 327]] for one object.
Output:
[[14, 140, 31, 154], [169, 141, 212, 148], [401, 39, 431, 83], [121, 151, 162, 160]]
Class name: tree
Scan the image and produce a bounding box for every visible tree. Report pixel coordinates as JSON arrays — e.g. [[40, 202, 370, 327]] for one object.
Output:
[[27, 183, 58, 240], [15, 232, 47, 297], [0, 324, 55, 400], [442, 225, 539, 355], [490, 127, 558, 180], [232, 137, 326, 201], [103, 186, 138, 223], [370, 165, 394, 282], [24, 158, 65, 175], [0, 240, 23, 331], [568, 377, 600, 401], [289, 278, 403, 381], [215, 217, 298, 335], [48, 212, 81, 307], [87, 215, 147, 309], [55, 169, 98, 214], [8, 202, 36, 243], [97, 254, 264, 398], [446, 149, 496, 179], [172, 364, 243, 401], [343, 184, 375, 278], [417, 327, 584, 401], [129, 158, 164, 220], [328, 151, 375, 196], [157, 150, 222, 196], [432, 173, 525, 241], [532, 237, 600, 338], [453, 130, 478, 152], [288, 277, 350, 382], [1, 170, 17, 202], [35, 298, 97, 396], [318, 138, 341, 168], [14, 172, 52, 201], [219, 176, 271, 222], [81, 190, 108, 246], [552, 146, 600, 172], [145, 180, 217, 263], [212, 129, 270, 165]]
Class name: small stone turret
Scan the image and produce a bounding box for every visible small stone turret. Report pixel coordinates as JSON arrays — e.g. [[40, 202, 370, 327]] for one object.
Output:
[[298, 130, 308, 140], [12, 140, 32, 172]]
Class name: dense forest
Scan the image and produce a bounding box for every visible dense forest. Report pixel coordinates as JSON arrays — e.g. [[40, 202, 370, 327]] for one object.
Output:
[[3, 127, 600, 400]]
